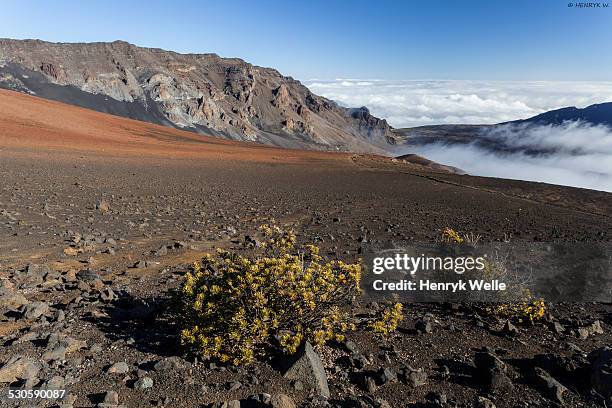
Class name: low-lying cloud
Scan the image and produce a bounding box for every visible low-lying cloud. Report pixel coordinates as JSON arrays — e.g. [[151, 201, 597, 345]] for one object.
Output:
[[304, 79, 612, 192], [303, 79, 612, 128], [406, 122, 612, 192]]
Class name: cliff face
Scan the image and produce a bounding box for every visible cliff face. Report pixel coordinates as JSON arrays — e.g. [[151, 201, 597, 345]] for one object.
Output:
[[0, 39, 393, 152]]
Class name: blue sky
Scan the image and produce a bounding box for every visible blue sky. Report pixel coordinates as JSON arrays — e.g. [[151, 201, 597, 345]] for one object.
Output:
[[1, 0, 611, 80]]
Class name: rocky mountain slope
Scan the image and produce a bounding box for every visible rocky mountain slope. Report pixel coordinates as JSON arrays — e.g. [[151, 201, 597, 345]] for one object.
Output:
[[0, 39, 393, 152], [510, 101, 612, 128], [393, 101, 612, 149]]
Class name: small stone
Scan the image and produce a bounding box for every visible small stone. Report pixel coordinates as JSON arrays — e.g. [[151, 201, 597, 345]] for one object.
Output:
[[406, 367, 428, 387], [134, 261, 147, 269], [59, 393, 78, 408], [107, 362, 130, 374], [475, 352, 506, 372], [53, 309, 65, 322], [133, 376, 154, 390], [578, 327, 590, 339], [90, 344, 103, 353], [364, 376, 377, 393], [502, 320, 518, 336], [376, 367, 397, 384], [415, 319, 432, 333], [474, 351, 512, 392], [552, 322, 565, 334], [43, 345, 67, 361], [270, 393, 296, 408], [63, 247, 79, 256], [350, 353, 368, 369], [488, 369, 514, 393], [588, 320, 604, 336], [344, 340, 358, 353], [96, 200, 111, 214], [154, 246, 168, 257], [76, 269, 100, 282], [0, 291, 28, 309], [477, 396, 496, 408], [283, 342, 330, 398], [373, 399, 391, 408], [17, 331, 40, 344], [104, 390, 119, 404], [42, 375, 65, 389], [228, 381, 241, 391], [430, 391, 447, 405], [23, 301, 50, 320], [0, 356, 40, 383], [97, 390, 119, 408], [533, 367, 566, 404], [100, 288, 116, 302], [48, 333, 87, 354], [154, 356, 185, 371]]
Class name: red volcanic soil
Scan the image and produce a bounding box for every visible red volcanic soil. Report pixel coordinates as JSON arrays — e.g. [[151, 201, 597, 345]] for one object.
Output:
[[0, 89, 352, 164]]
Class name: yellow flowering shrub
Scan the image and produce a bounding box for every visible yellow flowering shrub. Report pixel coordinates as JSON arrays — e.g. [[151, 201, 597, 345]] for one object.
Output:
[[488, 296, 546, 323], [442, 229, 546, 323], [179, 225, 361, 365], [369, 302, 403, 334], [442, 227, 464, 244]]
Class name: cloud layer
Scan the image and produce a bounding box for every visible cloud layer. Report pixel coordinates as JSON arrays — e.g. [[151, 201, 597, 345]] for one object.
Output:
[[303, 79, 612, 128], [406, 122, 612, 192], [304, 79, 612, 192]]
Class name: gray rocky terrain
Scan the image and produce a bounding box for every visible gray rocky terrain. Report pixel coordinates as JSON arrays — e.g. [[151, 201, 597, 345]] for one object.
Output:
[[0, 39, 393, 153]]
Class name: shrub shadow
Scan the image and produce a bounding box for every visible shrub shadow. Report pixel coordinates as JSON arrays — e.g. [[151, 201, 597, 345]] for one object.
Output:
[[89, 290, 180, 357], [433, 358, 478, 389]]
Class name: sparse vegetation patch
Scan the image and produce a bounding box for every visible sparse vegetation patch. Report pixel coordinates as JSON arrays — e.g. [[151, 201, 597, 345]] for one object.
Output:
[[179, 225, 362, 365]]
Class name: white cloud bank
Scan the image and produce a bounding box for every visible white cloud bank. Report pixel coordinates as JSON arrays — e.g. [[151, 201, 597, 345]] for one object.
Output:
[[304, 79, 612, 192], [303, 79, 612, 128], [409, 122, 612, 193]]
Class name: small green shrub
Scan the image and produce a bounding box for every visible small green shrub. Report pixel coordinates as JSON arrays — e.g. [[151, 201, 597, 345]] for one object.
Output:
[[179, 225, 361, 365]]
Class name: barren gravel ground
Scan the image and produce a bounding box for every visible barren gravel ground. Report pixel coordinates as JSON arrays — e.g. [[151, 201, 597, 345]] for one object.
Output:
[[0, 91, 611, 407]]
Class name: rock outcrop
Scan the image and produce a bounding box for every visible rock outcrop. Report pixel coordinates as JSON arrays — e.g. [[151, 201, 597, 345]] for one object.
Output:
[[0, 39, 393, 152]]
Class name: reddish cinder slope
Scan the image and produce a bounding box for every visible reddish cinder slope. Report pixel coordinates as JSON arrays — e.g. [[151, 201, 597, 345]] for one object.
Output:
[[0, 89, 353, 164]]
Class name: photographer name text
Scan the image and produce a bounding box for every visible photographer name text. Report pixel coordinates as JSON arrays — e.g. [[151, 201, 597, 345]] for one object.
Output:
[[372, 279, 506, 292]]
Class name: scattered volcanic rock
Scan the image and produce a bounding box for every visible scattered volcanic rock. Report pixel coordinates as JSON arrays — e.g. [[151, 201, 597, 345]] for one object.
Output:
[[0, 288, 28, 309], [133, 376, 154, 390], [22, 301, 50, 320], [283, 342, 330, 398], [0, 356, 40, 383], [270, 393, 296, 408], [590, 347, 612, 399], [531, 367, 567, 404], [107, 362, 130, 375], [474, 351, 513, 393]]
